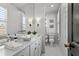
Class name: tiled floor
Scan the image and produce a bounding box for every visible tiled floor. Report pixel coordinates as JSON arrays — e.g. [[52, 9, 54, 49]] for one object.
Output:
[[42, 44, 64, 56]]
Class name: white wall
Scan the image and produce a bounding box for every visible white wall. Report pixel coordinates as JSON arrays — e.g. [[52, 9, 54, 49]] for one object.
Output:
[[45, 14, 57, 35], [0, 4, 22, 34], [58, 3, 68, 56], [24, 4, 45, 34], [7, 5, 22, 34]]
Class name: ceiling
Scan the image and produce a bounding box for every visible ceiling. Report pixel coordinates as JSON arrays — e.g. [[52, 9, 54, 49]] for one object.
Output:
[[11, 3, 61, 15]]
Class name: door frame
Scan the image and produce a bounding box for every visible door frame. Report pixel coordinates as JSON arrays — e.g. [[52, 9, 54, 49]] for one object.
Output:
[[68, 3, 73, 56]]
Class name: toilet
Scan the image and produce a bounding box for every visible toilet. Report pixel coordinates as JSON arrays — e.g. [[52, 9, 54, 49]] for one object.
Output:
[[49, 39, 54, 46]]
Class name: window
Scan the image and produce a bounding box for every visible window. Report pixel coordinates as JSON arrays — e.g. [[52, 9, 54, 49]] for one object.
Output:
[[0, 7, 7, 35], [22, 14, 26, 31]]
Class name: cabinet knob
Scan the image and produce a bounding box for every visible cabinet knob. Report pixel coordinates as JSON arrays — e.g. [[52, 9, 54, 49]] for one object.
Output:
[[35, 48, 36, 50]]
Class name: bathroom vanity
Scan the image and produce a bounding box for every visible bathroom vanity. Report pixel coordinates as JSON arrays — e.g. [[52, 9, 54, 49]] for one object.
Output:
[[0, 35, 42, 56]]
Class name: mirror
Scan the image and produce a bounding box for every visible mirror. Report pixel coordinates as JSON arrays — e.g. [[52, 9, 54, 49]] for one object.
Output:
[[22, 13, 26, 32]]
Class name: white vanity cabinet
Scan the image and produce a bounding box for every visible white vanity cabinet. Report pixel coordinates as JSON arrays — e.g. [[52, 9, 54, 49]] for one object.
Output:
[[30, 36, 42, 56], [13, 36, 42, 56], [30, 41, 38, 56], [14, 46, 30, 56], [38, 37, 42, 56]]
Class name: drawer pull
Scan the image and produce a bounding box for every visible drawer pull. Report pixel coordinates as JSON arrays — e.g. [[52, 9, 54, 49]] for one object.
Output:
[[35, 48, 36, 50]]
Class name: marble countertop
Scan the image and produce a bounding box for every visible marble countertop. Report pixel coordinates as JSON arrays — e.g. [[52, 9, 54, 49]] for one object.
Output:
[[0, 34, 41, 56], [0, 41, 30, 56]]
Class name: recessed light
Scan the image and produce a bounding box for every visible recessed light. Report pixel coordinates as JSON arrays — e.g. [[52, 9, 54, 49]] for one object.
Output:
[[50, 5, 54, 7]]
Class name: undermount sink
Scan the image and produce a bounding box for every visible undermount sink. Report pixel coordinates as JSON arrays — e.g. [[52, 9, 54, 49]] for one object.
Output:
[[21, 35, 30, 39], [4, 41, 23, 50], [0, 39, 8, 45]]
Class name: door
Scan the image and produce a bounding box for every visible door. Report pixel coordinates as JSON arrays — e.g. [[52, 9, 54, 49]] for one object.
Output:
[[67, 3, 79, 56]]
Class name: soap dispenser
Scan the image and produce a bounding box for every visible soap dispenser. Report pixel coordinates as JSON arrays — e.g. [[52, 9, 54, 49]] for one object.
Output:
[[7, 33, 11, 41], [14, 34, 17, 39]]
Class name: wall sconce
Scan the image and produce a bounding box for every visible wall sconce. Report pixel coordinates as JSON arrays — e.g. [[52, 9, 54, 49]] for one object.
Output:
[[36, 17, 41, 27], [28, 17, 33, 24], [36, 17, 41, 23], [28, 17, 33, 27]]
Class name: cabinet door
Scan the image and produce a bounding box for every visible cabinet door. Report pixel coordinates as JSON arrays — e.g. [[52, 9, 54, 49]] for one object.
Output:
[[34, 38, 42, 56], [30, 40, 39, 56], [22, 46, 29, 56], [30, 37, 42, 56], [34, 41, 39, 56], [14, 46, 29, 56], [38, 38, 42, 56], [34, 46, 39, 56], [38, 42, 41, 56], [30, 43, 36, 56]]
